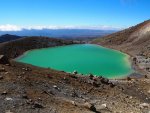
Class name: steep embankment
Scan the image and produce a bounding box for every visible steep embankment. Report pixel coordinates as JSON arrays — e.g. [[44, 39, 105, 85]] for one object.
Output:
[[92, 20, 150, 56], [0, 36, 74, 59], [92, 20, 150, 75]]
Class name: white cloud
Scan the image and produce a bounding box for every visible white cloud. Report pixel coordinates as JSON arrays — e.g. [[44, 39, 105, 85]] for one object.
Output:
[[0, 24, 124, 31], [0, 24, 22, 31]]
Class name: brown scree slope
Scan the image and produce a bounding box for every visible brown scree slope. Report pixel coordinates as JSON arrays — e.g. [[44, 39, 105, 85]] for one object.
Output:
[[92, 20, 150, 57]]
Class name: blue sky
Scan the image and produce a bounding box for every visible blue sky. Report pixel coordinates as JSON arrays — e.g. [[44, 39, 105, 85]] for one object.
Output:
[[0, 0, 149, 30]]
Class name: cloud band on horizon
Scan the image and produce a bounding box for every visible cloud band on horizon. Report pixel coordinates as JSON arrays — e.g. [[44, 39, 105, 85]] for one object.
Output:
[[0, 24, 124, 31]]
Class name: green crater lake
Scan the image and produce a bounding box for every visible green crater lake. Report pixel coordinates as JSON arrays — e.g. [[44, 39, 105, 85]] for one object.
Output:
[[16, 44, 133, 78]]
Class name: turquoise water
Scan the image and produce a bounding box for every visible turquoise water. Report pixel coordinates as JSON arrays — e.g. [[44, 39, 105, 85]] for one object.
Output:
[[16, 44, 133, 78]]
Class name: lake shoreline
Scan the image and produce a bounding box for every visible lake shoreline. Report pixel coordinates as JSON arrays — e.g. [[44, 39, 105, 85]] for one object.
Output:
[[93, 44, 146, 79], [16, 44, 134, 79]]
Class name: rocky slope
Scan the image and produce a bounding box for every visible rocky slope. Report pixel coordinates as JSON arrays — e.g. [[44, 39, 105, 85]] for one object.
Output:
[[0, 58, 149, 113], [0, 35, 149, 113], [92, 20, 150, 75], [92, 20, 150, 55]]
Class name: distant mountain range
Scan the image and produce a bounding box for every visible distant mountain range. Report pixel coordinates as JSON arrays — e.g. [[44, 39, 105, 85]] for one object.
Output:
[[0, 29, 116, 39]]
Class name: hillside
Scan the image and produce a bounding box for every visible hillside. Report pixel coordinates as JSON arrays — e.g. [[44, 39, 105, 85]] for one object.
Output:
[[0, 34, 22, 43], [0, 36, 75, 59], [92, 20, 150, 56]]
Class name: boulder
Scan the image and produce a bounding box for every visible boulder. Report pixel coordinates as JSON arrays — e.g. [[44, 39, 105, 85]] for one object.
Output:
[[133, 57, 137, 64], [127, 77, 131, 81], [1, 91, 7, 95], [100, 77, 109, 84], [109, 83, 115, 88], [53, 85, 60, 91], [0, 76, 3, 80], [5, 97, 13, 101], [92, 81, 99, 87], [22, 94, 28, 99], [83, 102, 96, 112], [71, 101, 77, 106], [26, 99, 33, 105], [96, 103, 107, 110], [89, 74, 94, 79], [73, 70, 78, 74], [0, 55, 9, 64], [33, 102, 44, 108], [139, 103, 149, 108], [0, 68, 5, 72], [144, 75, 148, 78]]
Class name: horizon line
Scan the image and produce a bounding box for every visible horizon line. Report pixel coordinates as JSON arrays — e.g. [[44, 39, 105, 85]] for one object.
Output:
[[0, 24, 126, 31]]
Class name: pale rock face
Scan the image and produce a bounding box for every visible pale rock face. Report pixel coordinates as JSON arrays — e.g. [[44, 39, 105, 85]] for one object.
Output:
[[130, 22, 150, 42], [141, 23, 150, 35], [137, 22, 150, 36]]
